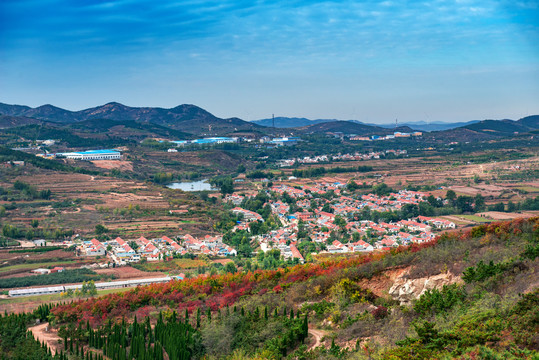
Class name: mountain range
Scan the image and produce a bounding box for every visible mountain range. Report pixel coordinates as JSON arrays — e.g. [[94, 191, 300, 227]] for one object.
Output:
[[0, 102, 264, 136], [0, 102, 537, 140], [252, 117, 482, 131]]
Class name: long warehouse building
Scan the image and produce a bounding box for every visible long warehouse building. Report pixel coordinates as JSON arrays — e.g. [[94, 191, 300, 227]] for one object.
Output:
[[57, 149, 121, 161], [8, 276, 172, 297]]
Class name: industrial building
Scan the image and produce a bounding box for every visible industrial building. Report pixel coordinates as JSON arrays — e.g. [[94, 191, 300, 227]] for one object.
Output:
[[269, 137, 301, 146], [8, 276, 172, 297], [171, 137, 238, 146], [56, 149, 121, 161]]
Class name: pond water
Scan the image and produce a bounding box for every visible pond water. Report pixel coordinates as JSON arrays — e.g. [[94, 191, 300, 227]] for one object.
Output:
[[167, 179, 217, 192]]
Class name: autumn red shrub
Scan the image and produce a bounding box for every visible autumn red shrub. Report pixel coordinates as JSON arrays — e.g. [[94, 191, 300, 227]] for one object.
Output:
[[371, 305, 388, 319], [49, 217, 537, 326]]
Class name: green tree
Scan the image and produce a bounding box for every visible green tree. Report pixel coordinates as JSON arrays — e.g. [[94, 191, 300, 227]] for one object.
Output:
[[474, 193, 485, 212], [446, 189, 456, 204], [373, 183, 393, 196], [220, 177, 234, 195], [225, 262, 237, 274], [86, 280, 97, 297], [456, 196, 474, 213], [95, 224, 108, 235]]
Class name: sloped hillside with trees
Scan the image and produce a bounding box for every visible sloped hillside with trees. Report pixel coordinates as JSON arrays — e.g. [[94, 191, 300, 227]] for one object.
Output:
[[3, 217, 538, 359]]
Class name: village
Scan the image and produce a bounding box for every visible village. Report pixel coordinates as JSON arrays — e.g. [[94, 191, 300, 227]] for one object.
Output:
[[74, 178, 454, 269], [277, 149, 408, 167], [77, 233, 237, 266], [225, 180, 455, 264]]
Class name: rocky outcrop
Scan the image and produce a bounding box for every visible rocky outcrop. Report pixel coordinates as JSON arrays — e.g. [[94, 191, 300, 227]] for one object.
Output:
[[388, 270, 463, 305]]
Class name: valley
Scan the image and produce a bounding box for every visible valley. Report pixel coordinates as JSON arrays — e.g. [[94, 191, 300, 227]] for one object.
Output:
[[0, 103, 538, 359]]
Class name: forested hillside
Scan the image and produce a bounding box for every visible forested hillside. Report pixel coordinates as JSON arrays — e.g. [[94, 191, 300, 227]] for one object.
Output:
[[40, 217, 538, 359], [2, 217, 538, 359]]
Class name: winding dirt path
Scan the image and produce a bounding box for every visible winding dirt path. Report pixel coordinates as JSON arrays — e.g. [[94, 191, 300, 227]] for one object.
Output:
[[29, 322, 61, 355], [308, 328, 326, 351]]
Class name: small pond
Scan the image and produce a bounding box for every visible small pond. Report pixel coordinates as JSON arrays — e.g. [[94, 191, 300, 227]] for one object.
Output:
[[167, 179, 217, 192]]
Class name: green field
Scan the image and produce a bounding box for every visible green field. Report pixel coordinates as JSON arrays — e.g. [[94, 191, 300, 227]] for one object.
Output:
[[179, 220, 200, 224], [437, 216, 469, 225], [0, 260, 78, 274], [0, 287, 132, 305], [457, 214, 495, 222], [516, 186, 539, 192], [135, 258, 206, 272]]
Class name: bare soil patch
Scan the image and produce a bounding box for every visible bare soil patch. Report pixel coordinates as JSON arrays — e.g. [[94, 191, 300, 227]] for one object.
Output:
[[0, 300, 64, 315], [308, 328, 327, 351], [101, 191, 167, 209], [94, 266, 165, 279], [478, 211, 539, 220], [357, 267, 410, 297], [29, 322, 61, 355], [91, 160, 133, 171]]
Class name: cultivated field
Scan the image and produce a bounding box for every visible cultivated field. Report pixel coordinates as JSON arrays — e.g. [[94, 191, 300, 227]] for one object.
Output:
[[0, 168, 223, 239]]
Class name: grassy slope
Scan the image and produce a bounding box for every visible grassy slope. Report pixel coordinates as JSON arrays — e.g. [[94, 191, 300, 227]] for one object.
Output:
[[49, 217, 539, 359], [0, 260, 78, 274]]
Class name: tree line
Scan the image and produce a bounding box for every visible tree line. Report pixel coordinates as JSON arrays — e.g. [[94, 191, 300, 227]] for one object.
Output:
[[292, 165, 373, 178], [0, 269, 115, 289]]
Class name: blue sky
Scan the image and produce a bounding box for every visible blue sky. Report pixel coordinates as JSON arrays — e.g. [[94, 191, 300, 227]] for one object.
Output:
[[1, 0, 538, 123]]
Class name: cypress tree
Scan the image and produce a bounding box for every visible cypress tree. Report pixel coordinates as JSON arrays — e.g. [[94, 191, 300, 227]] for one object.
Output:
[[302, 315, 308, 342], [290, 308, 294, 319], [206, 308, 212, 322], [264, 306, 268, 320]]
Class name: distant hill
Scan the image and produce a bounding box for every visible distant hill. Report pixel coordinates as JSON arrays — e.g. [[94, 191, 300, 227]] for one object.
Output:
[[0, 114, 43, 128], [0, 118, 193, 148], [253, 116, 484, 132], [427, 116, 539, 141], [376, 120, 481, 131], [1, 102, 537, 139], [518, 115, 539, 128], [67, 118, 191, 139], [252, 117, 333, 128], [461, 117, 538, 136], [1, 124, 130, 148], [298, 120, 415, 136], [0, 102, 265, 136]]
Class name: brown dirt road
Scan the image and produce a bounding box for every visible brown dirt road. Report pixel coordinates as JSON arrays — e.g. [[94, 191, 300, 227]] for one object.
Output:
[[29, 322, 61, 355], [308, 328, 326, 351]]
